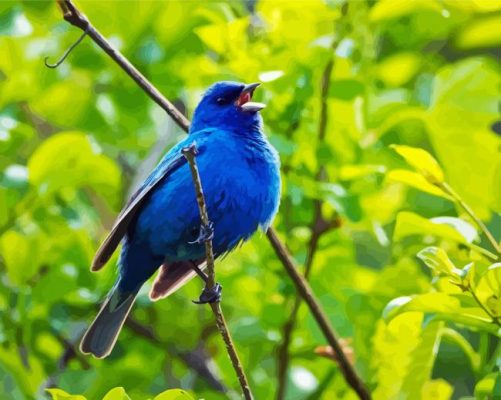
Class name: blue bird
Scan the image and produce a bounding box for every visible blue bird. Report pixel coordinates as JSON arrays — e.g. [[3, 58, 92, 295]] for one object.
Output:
[[80, 81, 281, 358]]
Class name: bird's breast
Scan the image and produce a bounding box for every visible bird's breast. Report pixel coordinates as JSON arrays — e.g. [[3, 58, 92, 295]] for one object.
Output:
[[133, 132, 280, 260]]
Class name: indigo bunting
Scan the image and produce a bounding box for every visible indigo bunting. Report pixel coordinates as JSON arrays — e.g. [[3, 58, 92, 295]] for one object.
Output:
[[80, 81, 281, 358]]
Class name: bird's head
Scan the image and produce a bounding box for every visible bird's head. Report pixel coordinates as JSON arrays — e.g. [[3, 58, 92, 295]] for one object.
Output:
[[190, 81, 265, 133]]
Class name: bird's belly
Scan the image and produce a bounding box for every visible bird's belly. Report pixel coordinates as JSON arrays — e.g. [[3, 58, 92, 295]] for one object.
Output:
[[133, 164, 277, 262]]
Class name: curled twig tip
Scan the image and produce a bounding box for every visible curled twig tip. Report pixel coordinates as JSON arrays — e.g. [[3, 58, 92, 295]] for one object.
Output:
[[44, 29, 88, 69]]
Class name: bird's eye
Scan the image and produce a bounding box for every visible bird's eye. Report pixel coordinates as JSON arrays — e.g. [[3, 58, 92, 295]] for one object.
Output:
[[216, 97, 228, 105]]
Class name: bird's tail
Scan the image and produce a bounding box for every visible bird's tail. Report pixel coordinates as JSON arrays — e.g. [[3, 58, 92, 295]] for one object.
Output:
[[80, 285, 139, 359]]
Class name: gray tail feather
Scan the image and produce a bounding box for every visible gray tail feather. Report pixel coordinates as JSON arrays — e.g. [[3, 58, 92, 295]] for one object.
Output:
[[80, 287, 138, 359]]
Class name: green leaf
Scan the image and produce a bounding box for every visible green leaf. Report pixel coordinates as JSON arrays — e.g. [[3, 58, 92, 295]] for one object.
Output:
[[153, 389, 194, 400], [339, 164, 386, 181], [455, 14, 501, 50], [383, 293, 461, 322], [426, 58, 501, 218], [31, 76, 92, 127], [390, 144, 444, 185], [102, 387, 131, 400], [46, 389, 86, 400], [393, 211, 468, 244], [475, 263, 501, 317], [383, 293, 500, 335], [328, 79, 364, 101], [372, 313, 443, 400], [377, 53, 421, 87], [417, 247, 463, 278], [475, 373, 499, 399], [386, 169, 451, 199], [369, 0, 442, 22], [430, 217, 478, 244], [28, 132, 121, 206], [0, 230, 38, 286], [0, 347, 45, 398], [421, 379, 453, 400]]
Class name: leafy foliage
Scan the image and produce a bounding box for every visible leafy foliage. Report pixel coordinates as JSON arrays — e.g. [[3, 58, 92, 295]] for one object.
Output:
[[0, 0, 499, 399]]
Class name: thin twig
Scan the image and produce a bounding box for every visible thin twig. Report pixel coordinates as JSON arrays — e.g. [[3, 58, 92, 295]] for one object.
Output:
[[439, 182, 500, 256], [44, 29, 88, 68], [276, 207, 339, 399], [55, 0, 190, 131], [52, 1, 369, 397], [276, 32, 342, 399], [266, 229, 371, 400], [467, 285, 500, 326], [182, 145, 253, 400], [125, 317, 227, 393]]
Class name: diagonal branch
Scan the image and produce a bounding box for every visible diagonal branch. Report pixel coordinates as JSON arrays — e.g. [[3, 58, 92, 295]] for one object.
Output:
[[276, 23, 344, 400], [266, 229, 370, 400], [125, 317, 227, 393], [55, 0, 190, 131], [52, 1, 370, 398], [182, 144, 253, 399]]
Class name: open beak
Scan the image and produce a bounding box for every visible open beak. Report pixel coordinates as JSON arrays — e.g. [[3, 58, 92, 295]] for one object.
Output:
[[236, 82, 266, 113]]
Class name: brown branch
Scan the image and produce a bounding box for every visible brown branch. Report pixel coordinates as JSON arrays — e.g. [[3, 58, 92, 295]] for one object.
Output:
[[182, 145, 253, 399], [53, 1, 369, 398], [55, 0, 190, 132], [125, 317, 227, 393], [42, 332, 90, 391], [266, 229, 370, 400], [276, 33, 342, 399]]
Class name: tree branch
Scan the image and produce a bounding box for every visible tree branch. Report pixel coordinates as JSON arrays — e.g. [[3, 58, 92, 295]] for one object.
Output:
[[182, 145, 253, 399], [125, 317, 227, 393], [52, 1, 369, 398], [276, 29, 343, 400], [55, 0, 190, 132], [266, 229, 370, 400]]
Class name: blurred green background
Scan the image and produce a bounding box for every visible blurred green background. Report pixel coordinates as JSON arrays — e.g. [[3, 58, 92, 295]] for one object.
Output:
[[1, 0, 500, 399]]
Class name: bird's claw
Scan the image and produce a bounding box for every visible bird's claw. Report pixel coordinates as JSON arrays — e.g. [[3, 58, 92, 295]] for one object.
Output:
[[193, 283, 222, 304], [189, 221, 214, 244]]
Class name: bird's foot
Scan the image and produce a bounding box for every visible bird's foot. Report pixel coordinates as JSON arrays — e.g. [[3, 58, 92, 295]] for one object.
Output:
[[189, 221, 214, 244], [193, 283, 222, 304]]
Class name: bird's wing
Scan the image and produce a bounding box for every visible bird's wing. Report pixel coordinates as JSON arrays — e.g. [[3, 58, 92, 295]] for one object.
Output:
[[91, 130, 212, 272], [91, 151, 186, 271]]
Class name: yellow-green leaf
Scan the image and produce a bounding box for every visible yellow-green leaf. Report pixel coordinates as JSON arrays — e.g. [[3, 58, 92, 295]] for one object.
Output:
[[393, 211, 467, 244], [153, 389, 194, 400], [369, 0, 442, 22], [421, 379, 453, 399], [383, 293, 461, 322], [390, 144, 444, 184], [475, 263, 501, 317], [102, 387, 131, 400], [455, 14, 501, 50], [377, 53, 421, 87], [417, 247, 461, 277], [372, 313, 443, 399], [0, 230, 38, 285], [386, 169, 451, 199], [28, 131, 121, 206], [46, 389, 87, 400]]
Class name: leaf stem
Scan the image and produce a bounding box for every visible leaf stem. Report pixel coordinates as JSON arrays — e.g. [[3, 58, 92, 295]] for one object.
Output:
[[441, 327, 481, 374], [439, 182, 500, 257], [469, 285, 501, 326]]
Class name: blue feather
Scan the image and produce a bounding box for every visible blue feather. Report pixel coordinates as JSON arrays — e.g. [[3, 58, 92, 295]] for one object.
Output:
[[81, 81, 281, 358]]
